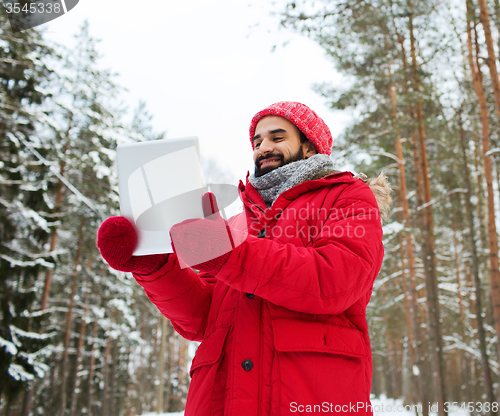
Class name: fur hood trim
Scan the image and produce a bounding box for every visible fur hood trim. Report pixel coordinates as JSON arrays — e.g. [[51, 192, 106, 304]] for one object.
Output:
[[312, 169, 392, 224], [364, 172, 392, 224]]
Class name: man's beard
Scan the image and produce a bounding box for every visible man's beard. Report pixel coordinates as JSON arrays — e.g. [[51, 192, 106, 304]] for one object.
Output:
[[254, 146, 304, 178]]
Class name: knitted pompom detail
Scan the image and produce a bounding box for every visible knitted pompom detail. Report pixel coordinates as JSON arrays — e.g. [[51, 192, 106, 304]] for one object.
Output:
[[97, 216, 137, 270]]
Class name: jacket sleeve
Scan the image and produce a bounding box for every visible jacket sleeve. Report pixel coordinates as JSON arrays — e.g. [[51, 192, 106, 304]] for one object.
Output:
[[214, 182, 384, 315], [133, 255, 214, 341]]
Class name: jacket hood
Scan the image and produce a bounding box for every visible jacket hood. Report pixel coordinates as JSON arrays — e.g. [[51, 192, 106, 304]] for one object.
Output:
[[313, 169, 392, 224], [364, 172, 392, 224]]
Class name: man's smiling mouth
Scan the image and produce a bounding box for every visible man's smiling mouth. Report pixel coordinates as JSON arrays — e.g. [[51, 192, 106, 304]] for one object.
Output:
[[260, 157, 280, 167]]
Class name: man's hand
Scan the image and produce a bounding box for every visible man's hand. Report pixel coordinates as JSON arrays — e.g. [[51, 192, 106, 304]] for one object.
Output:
[[170, 192, 245, 273], [97, 216, 170, 275]]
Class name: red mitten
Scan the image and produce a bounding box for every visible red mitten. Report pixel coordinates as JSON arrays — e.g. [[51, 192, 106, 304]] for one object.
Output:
[[97, 216, 170, 275], [170, 193, 246, 273]]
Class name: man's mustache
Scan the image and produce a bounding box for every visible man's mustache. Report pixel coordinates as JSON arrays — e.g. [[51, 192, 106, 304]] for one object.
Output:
[[256, 153, 284, 166]]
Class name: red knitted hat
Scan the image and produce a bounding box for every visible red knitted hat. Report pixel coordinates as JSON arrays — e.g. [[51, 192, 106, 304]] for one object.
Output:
[[249, 101, 333, 156]]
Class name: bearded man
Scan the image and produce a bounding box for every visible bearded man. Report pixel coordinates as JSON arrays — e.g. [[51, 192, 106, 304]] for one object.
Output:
[[97, 101, 391, 416]]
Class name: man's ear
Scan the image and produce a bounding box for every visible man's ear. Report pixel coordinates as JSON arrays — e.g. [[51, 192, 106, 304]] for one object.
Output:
[[304, 141, 317, 158]]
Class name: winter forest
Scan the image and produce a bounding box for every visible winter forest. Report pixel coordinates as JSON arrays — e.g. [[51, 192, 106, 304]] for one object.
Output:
[[2, 0, 500, 415]]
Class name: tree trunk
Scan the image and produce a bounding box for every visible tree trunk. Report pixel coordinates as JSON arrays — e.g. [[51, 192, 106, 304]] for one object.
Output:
[[473, 134, 489, 256], [396, 139, 430, 413], [101, 333, 113, 416], [165, 320, 174, 411], [451, 206, 466, 326], [124, 346, 134, 416], [87, 320, 99, 416], [389, 73, 429, 412], [493, 0, 500, 51], [407, 3, 447, 412], [457, 105, 496, 410], [177, 336, 188, 408], [40, 138, 71, 311], [397, 227, 416, 401], [60, 217, 85, 415], [495, 158, 500, 211], [395, 28, 433, 410], [378, 282, 396, 398], [477, 0, 500, 118], [134, 304, 147, 416], [109, 341, 117, 416], [157, 315, 168, 414], [69, 282, 91, 416], [475, 0, 500, 372]]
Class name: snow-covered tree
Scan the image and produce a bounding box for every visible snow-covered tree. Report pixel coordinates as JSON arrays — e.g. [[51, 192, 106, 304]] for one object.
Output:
[[0, 7, 55, 409]]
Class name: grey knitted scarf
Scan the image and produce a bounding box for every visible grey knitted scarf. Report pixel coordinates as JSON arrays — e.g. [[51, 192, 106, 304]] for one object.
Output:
[[248, 154, 334, 207]]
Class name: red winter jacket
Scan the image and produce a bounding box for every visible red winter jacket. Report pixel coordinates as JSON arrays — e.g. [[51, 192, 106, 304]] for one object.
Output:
[[133, 170, 391, 416]]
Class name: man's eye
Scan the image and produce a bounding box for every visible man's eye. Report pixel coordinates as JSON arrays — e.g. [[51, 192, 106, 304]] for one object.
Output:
[[274, 137, 284, 141], [255, 142, 261, 148]]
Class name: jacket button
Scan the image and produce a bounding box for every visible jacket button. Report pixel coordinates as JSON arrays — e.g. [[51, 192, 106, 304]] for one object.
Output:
[[242, 360, 253, 371], [257, 229, 267, 238], [246, 293, 255, 299]]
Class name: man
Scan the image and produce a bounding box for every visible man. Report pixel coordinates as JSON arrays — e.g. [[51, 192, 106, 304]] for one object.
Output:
[[97, 101, 391, 415]]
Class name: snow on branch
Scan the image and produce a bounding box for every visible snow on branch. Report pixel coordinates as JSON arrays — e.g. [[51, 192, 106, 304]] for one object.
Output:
[[485, 147, 500, 157], [0, 254, 54, 269], [0, 335, 18, 355], [8, 364, 35, 382], [10, 325, 55, 340]]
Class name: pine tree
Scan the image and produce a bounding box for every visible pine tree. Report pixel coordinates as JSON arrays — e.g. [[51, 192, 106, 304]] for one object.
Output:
[[28, 22, 125, 416], [0, 7, 54, 410]]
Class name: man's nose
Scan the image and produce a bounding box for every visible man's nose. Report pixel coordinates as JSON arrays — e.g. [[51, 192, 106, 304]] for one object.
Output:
[[259, 138, 274, 153]]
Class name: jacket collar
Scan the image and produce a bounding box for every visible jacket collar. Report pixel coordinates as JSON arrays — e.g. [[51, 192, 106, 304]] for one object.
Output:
[[238, 170, 357, 218]]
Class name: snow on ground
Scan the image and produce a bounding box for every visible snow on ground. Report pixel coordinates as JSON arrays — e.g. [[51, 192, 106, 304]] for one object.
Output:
[[138, 396, 471, 416]]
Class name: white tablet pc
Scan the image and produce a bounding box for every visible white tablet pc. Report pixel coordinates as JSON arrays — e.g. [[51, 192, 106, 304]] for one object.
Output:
[[117, 137, 206, 255]]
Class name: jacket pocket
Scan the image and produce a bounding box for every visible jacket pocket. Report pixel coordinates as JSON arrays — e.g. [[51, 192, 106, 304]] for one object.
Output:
[[270, 319, 370, 416], [185, 326, 230, 416], [272, 318, 367, 357], [190, 325, 230, 376]]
